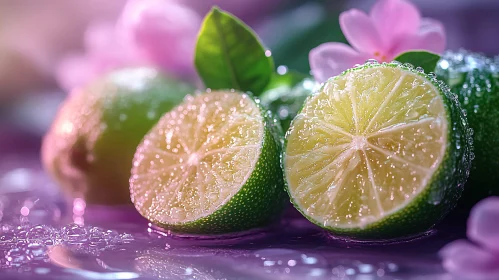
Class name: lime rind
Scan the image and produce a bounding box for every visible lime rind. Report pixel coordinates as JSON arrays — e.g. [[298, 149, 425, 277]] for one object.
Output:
[[436, 50, 499, 205], [283, 61, 473, 239]]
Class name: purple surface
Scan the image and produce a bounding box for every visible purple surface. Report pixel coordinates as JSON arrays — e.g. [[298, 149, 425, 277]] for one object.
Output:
[[0, 152, 468, 280]]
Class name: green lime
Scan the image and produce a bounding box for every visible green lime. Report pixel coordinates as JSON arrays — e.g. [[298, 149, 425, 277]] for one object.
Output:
[[436, 50, 499, 205], [41, 67, 194, 205], [130, 90, 286, 234], [283, 62, 473, 240], [260, 72, 318, 132]]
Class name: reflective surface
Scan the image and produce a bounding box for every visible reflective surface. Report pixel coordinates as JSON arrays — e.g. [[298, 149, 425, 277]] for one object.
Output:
[[0, 153, 466, 280]]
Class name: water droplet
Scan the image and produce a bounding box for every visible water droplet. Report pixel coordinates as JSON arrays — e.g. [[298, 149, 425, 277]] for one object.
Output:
[[62, 224, 88, 245], [147, 111, 156, 119], [403, 62, 414, 69], [26, 225, 57, 245], [5, 248, 28, 266], [277, 65, 288, 75], [26, 243, 48, 261]]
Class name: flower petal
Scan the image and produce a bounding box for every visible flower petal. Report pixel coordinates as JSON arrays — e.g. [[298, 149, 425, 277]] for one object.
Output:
[[468, 197, 499, 253], [83, 22, 116, 56], [118, 0, 201, 76], [339, 9, 384, 54], [388, 18, 446, 59], [309, 42, 369, 83], [440, 240, 499, 280], [55, 54, 96, 92], [370, 0, 421, 47]]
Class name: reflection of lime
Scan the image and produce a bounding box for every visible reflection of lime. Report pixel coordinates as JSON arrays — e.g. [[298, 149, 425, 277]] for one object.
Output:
[[130, 90, 286, 234], [284, 62, 472, 239], [41, 67, 194, 205], [260, 73, 318, 132], [436, 50, 499, 205]]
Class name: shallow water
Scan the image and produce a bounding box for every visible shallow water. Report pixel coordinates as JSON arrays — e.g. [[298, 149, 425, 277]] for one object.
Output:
[[0, 154, 465, 280]]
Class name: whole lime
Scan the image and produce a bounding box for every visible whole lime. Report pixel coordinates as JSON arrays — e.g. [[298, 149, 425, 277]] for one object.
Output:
[[436, 50, 499, 205], [260, 72, 318, 132], [41, 67, 194, 205]]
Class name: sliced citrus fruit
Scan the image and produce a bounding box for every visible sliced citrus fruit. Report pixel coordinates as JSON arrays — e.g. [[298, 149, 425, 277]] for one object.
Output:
[[284, 62, 473, 239], [41, 67, 194, 205], [436, 50, 499, 206], [130, 90, 286, 234]]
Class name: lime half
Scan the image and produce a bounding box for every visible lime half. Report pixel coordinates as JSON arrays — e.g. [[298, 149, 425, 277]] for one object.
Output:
[[130, 90, 286, 234], [284, 62, 472, 239]]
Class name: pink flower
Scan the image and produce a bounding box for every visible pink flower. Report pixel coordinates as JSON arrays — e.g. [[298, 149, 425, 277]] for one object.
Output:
[[440, 197, 499, 280], [56, 0, 201, 91], [309, 0, 446, 83], [118, 0, 201, 78], [56, 21, 145, 91]]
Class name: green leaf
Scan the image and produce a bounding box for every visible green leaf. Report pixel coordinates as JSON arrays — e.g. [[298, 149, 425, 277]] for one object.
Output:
[[394, 51, 441, 73], [195, 7, 274, 96]]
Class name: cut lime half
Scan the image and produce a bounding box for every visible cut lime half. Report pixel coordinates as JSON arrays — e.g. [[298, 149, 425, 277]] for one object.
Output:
[[284, 62, 472, 239], [130, 90, 286, 234]]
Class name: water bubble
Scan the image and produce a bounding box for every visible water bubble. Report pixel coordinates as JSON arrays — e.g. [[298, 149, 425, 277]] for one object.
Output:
[[147, 111, 156, 119], [0, 230, 16, 243], [88, 227, 108, 247], [277, 65, 288, 75], [26, 243, 47, 261], [62, 224, 88, 245], [403, 63, 414, 69], [120, 233, 134, 244], [26, 225, 57, 245], [5, 248, 28, 266]]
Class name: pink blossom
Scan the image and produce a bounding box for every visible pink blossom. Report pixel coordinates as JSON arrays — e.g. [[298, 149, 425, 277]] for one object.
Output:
[[309, 0, 446, 83], [440, 197, 499, 279], [56, 0, 201, 91], [118, 0, 201, 78], [56, 21, 144, 91]]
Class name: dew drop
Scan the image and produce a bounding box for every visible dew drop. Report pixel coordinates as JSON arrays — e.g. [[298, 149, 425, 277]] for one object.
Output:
[[147, 111, 156, 119]]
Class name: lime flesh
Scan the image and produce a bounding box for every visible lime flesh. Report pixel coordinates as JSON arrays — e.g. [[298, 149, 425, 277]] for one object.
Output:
[[284, 63, 472, 239]]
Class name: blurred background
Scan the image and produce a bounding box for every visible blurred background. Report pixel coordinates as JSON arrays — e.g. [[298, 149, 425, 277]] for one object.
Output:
[[1, 0, 499, 158]]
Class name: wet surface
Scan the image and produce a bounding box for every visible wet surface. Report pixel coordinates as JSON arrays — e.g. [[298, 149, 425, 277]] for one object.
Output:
[[0, 153, 467, 280]]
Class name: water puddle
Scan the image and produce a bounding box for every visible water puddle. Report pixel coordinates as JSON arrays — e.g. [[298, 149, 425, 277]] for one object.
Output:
[[0, 157, 454, 279]]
